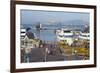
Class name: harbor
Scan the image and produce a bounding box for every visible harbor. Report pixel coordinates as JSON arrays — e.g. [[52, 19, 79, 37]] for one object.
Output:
[[20, 23, 90, 63]]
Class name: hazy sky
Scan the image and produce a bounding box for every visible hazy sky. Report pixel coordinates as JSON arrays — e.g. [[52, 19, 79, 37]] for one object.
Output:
[[21, 10, 90, 25]]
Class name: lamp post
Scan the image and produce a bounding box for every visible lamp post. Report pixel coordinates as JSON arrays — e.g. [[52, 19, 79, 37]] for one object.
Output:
[[24, 41, 30, 62], [45, 47, 48, 62]]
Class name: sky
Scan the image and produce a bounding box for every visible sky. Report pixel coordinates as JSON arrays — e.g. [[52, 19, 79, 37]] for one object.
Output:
[[21, 10, 90, 25]]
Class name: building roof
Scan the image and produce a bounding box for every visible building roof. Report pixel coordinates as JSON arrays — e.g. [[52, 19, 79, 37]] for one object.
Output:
[[26, 32, 35, 39]]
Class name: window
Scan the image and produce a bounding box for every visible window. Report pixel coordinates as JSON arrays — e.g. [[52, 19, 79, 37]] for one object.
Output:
[[64, 30, 71, 33]]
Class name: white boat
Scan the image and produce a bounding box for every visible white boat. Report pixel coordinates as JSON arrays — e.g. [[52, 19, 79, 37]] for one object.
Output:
[[56, 28, 90, 45], [56, 29, 74, 45], [79, 32, 90, 40], [21, 28, 26, 38]]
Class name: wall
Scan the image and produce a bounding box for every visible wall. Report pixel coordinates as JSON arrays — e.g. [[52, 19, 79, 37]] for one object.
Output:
[[0, 0, 100, 73]]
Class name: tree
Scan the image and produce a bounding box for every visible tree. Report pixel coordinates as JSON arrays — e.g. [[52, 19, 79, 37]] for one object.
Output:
[[26, 27, 31, 32]]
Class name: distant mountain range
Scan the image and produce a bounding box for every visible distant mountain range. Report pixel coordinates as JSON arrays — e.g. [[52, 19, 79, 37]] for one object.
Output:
[[38, 20, 89, 26], [62, 20, 89, 26], [22, 20, 89, 30]]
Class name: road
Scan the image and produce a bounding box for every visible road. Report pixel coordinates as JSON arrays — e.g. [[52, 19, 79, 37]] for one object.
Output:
[[21, 44, 87, 63], [28, 47, 65, 62]]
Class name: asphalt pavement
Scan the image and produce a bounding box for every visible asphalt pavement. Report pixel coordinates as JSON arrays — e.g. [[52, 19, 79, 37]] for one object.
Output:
[[21, 44, 87, 63]]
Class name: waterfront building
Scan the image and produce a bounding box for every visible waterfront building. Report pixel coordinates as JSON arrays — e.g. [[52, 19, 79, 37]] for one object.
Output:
[[21, 28, 40, 50]]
